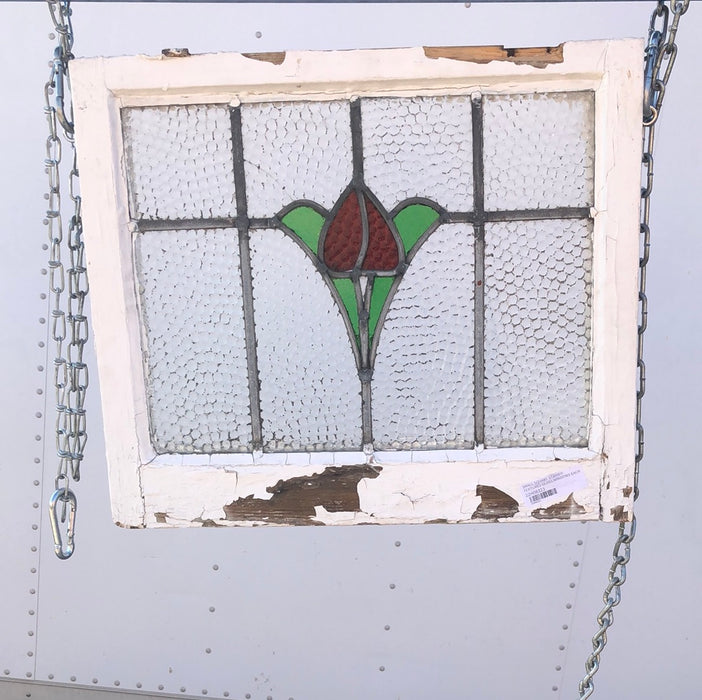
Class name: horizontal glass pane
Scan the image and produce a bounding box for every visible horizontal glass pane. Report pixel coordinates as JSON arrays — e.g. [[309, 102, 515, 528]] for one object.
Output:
[[241, 101, 353, 218], [123, 105, 237, 220], [362, 96, 473, 212], [483, 92, 594, 211]]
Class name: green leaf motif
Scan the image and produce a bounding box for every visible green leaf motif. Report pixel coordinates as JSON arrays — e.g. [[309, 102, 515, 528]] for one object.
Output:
[[332, 278, 359, 343], [393, 204, 440, 255], [369, 277, 394, 346], [281, 206, 325, 254]]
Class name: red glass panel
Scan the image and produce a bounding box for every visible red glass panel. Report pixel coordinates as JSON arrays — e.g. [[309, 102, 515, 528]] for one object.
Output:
[[362, 198, 399, 271], [323, 190, 363, 272]]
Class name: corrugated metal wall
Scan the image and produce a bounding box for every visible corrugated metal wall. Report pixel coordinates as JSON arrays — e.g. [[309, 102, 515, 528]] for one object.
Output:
[[1, 3, 700, 698]]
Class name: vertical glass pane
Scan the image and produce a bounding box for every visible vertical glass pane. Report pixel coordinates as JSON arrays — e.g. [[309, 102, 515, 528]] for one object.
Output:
[[250, 229, 362, 451], [483, 219, 592, 447], [241, 101, 353, 218], [122, 105, 236, 220], [483, 92, 594, 210], [362, 96, 473, 212], [135, 229, 252, 453], [372, 224, 475, 449]]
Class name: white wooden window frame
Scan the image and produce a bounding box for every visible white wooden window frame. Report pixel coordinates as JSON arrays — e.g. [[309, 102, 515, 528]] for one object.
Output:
[[71, 39, 642, 528]]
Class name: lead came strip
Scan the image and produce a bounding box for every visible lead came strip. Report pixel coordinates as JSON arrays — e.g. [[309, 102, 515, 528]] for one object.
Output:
[[230, 106, 263, 450]]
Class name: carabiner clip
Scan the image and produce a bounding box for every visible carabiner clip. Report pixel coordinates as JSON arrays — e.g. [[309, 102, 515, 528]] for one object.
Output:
[[644, 3, 669, 124], [49, 488, 77, 560], [643, 30, 663, 124], [53, 46, 74, 135]]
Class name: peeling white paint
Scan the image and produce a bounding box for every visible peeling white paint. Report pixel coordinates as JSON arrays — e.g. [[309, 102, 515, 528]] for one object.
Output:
[[71, 41, 641, 528]]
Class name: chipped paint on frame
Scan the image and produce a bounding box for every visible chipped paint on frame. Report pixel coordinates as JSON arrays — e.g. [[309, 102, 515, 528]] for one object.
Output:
[[70, 41, 643, 528]]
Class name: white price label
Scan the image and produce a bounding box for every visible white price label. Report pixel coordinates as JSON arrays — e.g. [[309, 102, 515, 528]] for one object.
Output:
[[521, 467, 588, 506]]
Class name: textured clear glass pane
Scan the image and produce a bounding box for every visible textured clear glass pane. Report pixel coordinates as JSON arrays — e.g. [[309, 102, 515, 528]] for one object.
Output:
[[483, 92, 594, 211], [362, 96, 473, 212], [372, 224, 475, 449], [123, 105, 236, 220], [483, 219, 592, 447], [241, 101, 353, 218], [135, 229, 252, 453], [249, 228, 362, 451]]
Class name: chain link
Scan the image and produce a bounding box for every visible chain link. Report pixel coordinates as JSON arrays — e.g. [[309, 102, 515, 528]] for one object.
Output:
[[577, 1, 689, 695], [44, 0, 87, 560]]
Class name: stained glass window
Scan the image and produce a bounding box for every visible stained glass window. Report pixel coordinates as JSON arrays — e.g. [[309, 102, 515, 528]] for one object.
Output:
[[125, 92, 593, 455], [72, 42, 642, 526]]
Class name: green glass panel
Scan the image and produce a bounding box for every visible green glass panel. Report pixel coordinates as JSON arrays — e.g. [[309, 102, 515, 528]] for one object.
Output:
[[393, 204, 440, 254], [333, 278, 359, 341], [369, 276, 394, 345], [281, 206, 326, 253]]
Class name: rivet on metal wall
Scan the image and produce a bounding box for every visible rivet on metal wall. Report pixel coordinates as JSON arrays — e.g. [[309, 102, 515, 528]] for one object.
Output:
[[552, 686, 558, 692], [379, 666, 385, 672], [569, 582, 576, 589], [3, 670, 9, 675], [384, 625, 390, 631], [33, 480, 39, 486], [209, 606, 215, 613], [180, 687, 186, 693], [30, 547, 37, 553], [27, 632, 34, 637], [566, 603, 573, 610], [92, 679, 98, 684], [136, 683, 142, 689], [577, 539, 584, 545], [555, 665, 562, 671], [70, 676, 76, 682], [212, 564, 219, 571], [114, 680, 120, 686], [562, 624, 568, 631], [558, 645, 565, 651], [25, 672, 32, 678], [389, 583, 396, 590], [394, 541, 401, 547], [573, 561, 580, 567], [47, 674, 54, 680], [158, 685, 164, 690], [205, 648, 212, 654], [223, 693, 229, 698]]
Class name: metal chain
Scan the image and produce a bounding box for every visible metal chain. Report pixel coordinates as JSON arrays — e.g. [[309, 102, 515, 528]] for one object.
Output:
[[577, 0, 689, 696], [44, 0, 88, 560]]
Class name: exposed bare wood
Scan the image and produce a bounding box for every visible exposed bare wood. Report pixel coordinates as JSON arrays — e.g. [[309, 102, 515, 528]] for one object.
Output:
[[532, 493, 586, 520], [423, 44, 564, 69], [223, 465, 381, 524], [242, 51, 286, 65], [471, 485, 519, 521]]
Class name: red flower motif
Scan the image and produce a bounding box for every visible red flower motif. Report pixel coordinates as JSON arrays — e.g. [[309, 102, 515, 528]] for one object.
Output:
[[322, 189, 400, 273]]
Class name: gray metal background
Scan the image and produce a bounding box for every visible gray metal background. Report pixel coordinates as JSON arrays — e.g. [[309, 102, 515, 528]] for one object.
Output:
[[1, 3, 700, 699]]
